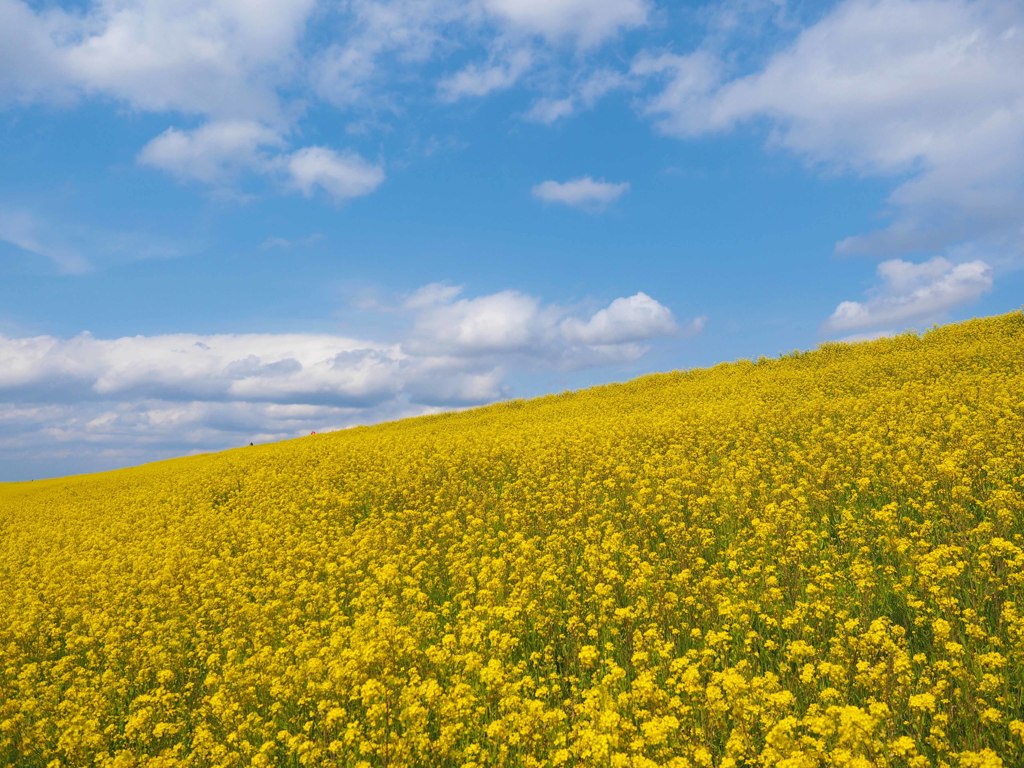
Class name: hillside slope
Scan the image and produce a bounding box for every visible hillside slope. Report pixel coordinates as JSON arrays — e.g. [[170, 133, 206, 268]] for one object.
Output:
[[2, 312, 1024, 767]]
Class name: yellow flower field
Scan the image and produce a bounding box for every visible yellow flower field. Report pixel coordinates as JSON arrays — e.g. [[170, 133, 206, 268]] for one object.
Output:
[[2, 312, 1023, 767]]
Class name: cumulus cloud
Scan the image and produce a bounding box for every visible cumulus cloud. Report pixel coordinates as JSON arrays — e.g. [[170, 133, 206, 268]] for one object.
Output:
[[824, 257, 993, 334], [0, 1, 393, 199], [0, 0, 315, 120], [637, 0, 1024, 259], [406, 286, 695, 364], [0, 285, 698, 477], [410, 290, 545, 354], [137, 121, 284, 184], [137, 124, 384, 201], [562, 292, 681, 345], [0, 0, 648, 117], [0, 333, 405, 407], [532, 177, 630, 211], [1, 0, 657, 203], [0, 0, 72, 103], [286, 147, 386, 202], [67, 0, 315, 119]]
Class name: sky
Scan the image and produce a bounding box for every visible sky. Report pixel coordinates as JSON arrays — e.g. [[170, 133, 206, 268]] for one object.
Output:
[[1, 0, 1022, 481]]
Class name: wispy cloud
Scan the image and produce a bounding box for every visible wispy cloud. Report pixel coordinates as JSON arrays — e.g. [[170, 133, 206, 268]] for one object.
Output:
[[260, 233, 325, 250], [0, 209, 89, 273], [524, 68, 633, 124], [438, 48, 534, 101], [1, 0, 651, 133]]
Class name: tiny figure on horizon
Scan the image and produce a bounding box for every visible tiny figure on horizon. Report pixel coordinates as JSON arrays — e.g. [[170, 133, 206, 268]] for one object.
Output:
[[310, 431, 317, 435]]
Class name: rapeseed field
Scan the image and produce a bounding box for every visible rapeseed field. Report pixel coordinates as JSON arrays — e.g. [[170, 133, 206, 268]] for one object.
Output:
[[2, 312, 1023, 767]]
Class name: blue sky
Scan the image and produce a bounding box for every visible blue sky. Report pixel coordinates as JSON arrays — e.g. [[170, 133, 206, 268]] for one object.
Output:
[[1, 0, 1022, 480]]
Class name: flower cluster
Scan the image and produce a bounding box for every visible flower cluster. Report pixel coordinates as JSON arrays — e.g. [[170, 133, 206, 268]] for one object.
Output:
[[2, 312, 1023, 766]]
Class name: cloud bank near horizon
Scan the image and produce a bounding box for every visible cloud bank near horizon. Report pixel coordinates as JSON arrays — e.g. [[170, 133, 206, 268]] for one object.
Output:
[[0, 286, 697, 478]]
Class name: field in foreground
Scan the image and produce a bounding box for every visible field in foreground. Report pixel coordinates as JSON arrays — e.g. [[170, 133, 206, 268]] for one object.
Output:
[[2, 314, 1024, 767]]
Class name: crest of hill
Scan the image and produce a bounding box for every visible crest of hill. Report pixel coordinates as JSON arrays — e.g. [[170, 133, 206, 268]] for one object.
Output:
[[2, 310, 1022, 493]]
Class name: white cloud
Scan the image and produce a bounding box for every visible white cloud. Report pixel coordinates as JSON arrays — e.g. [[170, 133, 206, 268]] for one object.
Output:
[[0, 0, 316, 120], [407, 287, 695, 364], [65, 0, 316, 121], [138, 121, 284, 184], [532, 177, 630, 211], [638, 0, 1024, 258], [317, 0, 645, 109], [0, 0, 72, 103], [411, 290, 544, 354], [562, 292, 682, 345], [0, 285, 698, 476], [137, 124, 384, 201], [438, 48, 533, 101], [632, 50, 722, 135], [482, 0, 649, 47], [0, 332, 404, 406], [1, 0, 652, 124], [0, 1, 400, 200], [286, 147, 386, 201], [824, 257, 993, 334], [1, 0, 656, 205]]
